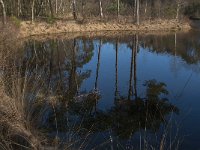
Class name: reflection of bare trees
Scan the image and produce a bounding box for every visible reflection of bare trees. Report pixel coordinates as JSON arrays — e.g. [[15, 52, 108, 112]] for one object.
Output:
[[115, 39, 119, 100], [77, 35, 179, 148], [0, 36, 181, 149], [68, 39, 78, 99], [0, 38, 96, 147], [128, 36, 134, 100], [94, 39, 102, 91], [114, 34, 139, 103], [81, 79, 179, 146], [134, 34, 138, 99], [111, 80, 179, 138], [141, 31, 200, 65], [128, 34, 138, 100]]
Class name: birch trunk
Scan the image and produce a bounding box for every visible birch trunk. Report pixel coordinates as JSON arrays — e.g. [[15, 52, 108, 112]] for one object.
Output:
[[31, 0, 35, 23], [55, 0, 58, 14], [0, 0, 6, 25], [99, 0, 103, 19], [144, 0, 147, 15], [17, 0, 21, 17], [117, 0, 120, 18], [134, 0, 137, 19], [136, 0, 140, 25], [176, 1, 180, 21], [58, 0, 65, 14]]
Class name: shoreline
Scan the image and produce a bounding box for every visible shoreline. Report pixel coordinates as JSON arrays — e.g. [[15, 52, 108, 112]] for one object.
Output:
[[21, 30, 191, 42], [19, 19, 191, 38]]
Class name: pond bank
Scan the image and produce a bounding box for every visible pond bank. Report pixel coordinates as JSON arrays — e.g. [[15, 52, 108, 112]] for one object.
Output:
[[19, 19, 191, 38]]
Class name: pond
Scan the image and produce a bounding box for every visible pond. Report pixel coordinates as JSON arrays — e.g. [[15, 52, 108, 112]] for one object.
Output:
[[2, 31, 200, 149]]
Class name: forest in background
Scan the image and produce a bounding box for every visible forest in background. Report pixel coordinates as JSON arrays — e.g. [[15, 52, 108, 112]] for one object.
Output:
[[0, 0, 200, 25]]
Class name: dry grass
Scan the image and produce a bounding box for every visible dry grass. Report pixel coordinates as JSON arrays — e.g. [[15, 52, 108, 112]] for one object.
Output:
[[0, 30, 93, 149], [0, 81, 41, 149], [19, 19, 191, 38], [0, 24, 42, 150]]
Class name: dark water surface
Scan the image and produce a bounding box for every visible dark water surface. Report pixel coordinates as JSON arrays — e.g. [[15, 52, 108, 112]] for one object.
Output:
[[7, 31, 200, 149]]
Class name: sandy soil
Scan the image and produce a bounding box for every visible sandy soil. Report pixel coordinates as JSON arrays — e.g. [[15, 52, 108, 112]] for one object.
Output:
[[19, 19, 191, 38]]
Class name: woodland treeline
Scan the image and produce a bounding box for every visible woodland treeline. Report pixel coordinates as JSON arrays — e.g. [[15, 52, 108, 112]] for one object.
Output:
[[0, 0, 200, 25]]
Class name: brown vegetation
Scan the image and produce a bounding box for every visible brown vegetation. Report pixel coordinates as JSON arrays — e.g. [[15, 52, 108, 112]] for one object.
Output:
[[19, 19, 190, 38], [1, 0, 197, 38], [0, 26, 41, 149]]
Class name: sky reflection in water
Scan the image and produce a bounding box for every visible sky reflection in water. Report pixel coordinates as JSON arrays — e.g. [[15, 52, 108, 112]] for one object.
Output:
[[7, 31, 200, 149]]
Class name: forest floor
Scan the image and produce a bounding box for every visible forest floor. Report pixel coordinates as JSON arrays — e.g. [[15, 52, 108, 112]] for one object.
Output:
[[19, 19, 191, 38]]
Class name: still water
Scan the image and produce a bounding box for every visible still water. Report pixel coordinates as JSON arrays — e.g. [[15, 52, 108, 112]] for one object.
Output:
[[6, 31, 200, 149]]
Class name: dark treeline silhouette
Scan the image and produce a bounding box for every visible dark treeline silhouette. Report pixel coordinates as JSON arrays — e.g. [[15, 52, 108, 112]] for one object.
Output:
[[0, 0, 200, 24]]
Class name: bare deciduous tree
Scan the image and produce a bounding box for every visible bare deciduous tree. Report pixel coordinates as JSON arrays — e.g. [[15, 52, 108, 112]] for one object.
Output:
[[49, 0, 54, 18], [136, 0, 140, 25], [31, 0, 35, 23], [0, 0, 6, 25], [117, 0, 120, 18], [176, 0, 184, 21], [72, 0, 77, 20], [17, 0, 21, 17], [55, 0, 58, 14], [99, 0, 103, 19]]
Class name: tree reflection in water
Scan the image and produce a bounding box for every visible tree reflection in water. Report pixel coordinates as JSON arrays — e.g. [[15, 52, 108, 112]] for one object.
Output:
[[79, 35, 179, 148], [1, 35, 182, 149]]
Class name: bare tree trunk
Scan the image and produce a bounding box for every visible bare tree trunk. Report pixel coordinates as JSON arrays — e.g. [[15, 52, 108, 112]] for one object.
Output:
[[31, 0, 35, 23], [72, 0, 77, 20], [49, 0, 54, 18], [176, 0, 180, 21], [150, 0, 154, 19], [58, 0, 65, 14], [136, 0, 140, 25], [43, 0, 47, 15], [158, 0, 161, 19], [134, 0, 137, 19], [81, 0, 85, 18], [0, 0, 6, 25], [99, 0, 103, 19], [55, 0, 58, 14], [17, 0, 20, 17], [144, 0, 147, 15], [117, 0, 120, 18]]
